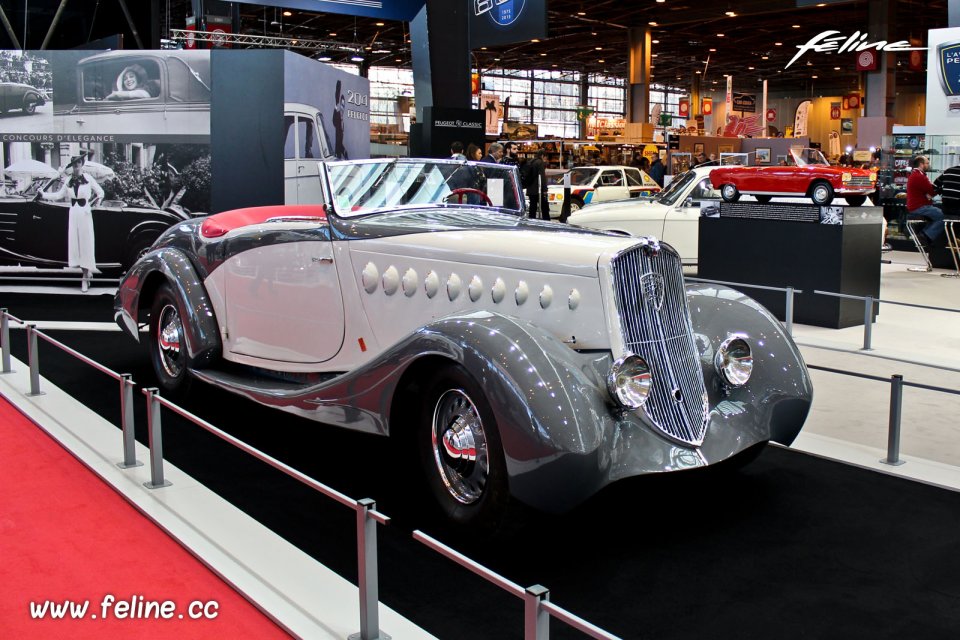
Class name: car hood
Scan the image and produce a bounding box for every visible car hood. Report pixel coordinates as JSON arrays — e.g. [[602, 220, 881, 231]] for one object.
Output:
[[569, 199, 671, 220], [347, 225, 640, 278]]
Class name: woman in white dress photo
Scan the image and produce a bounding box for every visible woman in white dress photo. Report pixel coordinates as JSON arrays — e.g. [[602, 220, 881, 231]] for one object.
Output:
[[42, 155, 104, 292]]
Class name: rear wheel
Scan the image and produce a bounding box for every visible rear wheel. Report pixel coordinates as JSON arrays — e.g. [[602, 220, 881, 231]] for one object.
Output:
[[844, 195, 867, 207], [754, 195, 772, 204], [418, 364, 509, 529], [23, 100, 36, 115], [720, 183, 741, 202], [149, 283, 192, 394], [810, 181, 834, 205]]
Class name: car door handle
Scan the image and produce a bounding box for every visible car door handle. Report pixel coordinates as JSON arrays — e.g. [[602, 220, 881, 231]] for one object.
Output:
[[32, 215, 41, 220], [312, 256, 333, 264]]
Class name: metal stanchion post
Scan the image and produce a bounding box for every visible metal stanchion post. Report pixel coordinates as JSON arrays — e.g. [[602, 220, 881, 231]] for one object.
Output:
[[26, 324, 43, 396], [861, 295, 874, 351], [881, 374, 906, 466], [143, 388, 171, 488], [1, 309, 12, 374], [559, 172, 571, 223], [784, 287, 795, 336], [524, 585, 550, 640], [117, 374, 142, 469], [349, 498, 389, 640]]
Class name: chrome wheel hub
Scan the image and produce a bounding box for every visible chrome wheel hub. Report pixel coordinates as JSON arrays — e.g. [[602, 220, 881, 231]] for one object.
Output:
[[813, 185, 830, 202], [431, 389, 488, 504], [157, 303, 184, 379]]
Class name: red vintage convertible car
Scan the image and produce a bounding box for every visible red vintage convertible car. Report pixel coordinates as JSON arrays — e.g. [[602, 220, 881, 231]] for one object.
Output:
[[710, 147, 876, 206]]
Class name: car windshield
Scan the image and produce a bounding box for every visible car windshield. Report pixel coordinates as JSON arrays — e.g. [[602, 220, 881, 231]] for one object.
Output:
[[325, 159, 524, 217], [790, 147, 829, 166], [653, 170, 698, 206], [552, 168, 598, 186]]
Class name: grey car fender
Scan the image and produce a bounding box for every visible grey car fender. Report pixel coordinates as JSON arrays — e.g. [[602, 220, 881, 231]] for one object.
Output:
[[114, 247, 221, 367]]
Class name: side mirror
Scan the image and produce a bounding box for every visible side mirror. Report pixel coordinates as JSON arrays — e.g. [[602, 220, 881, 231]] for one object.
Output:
[[683, 197, 694, 208]]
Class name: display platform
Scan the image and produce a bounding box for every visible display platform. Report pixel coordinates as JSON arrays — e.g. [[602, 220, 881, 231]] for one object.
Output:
[[698, 202, 883, 328]]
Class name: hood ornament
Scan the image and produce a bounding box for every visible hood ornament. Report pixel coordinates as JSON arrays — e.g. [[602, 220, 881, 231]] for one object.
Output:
[[636, 236, 661, 255]]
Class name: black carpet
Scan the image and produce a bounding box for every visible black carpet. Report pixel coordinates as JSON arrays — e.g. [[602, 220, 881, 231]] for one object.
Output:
[[5, 294, 960, 640]]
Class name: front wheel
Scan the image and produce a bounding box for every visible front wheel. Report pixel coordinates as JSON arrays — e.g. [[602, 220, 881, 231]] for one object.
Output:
[[419, 364, 509, 529], [149, 283, 193, 394], [810, 181, 834, 205], [844, 195, 867, 207], [720, 183, 741, 202], [23, 100, 36, 115]]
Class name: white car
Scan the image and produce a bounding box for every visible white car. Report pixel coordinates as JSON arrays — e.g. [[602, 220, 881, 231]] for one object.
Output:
[[567, 166, 719, 264], [547, 166, 661, 218]]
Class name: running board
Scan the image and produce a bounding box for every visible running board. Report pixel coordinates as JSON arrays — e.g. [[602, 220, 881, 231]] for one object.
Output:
[[191, 367, 343, 398]]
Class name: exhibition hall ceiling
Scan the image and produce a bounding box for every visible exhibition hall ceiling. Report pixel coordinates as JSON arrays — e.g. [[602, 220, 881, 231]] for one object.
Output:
[[181, 0, 946, 92]]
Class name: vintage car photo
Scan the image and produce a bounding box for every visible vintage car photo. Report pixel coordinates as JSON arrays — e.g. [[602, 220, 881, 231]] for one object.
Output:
[[284, 102, 335, 204], [0, 175, 202, 271], [567, 165, 719, 264], [0, 80, 46, 115], [115, 158, 812, 527], [546, 165, 661, 218], [53, 50, 210, 136], [710, 147, 876, 206]]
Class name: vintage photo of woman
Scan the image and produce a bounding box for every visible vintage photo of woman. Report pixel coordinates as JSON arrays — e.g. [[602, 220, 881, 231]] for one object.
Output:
[[333, 79, 348, 160], [105, 63, 157, 100], [40, 154, 104, 292]]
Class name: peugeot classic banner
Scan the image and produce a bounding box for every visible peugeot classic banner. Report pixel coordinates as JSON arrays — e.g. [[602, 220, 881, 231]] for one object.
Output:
[[470, 0, 548, 48], [926, 27, 960, 134]]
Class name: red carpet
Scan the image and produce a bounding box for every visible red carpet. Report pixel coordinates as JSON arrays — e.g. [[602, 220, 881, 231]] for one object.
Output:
[[0, 398, 291, 639]]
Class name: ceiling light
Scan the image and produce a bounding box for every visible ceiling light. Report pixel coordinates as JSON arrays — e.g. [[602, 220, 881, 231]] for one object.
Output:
[[329, 32, 337, 36], [834, 66, 841, 70], [695, 70, 701, 74], [717, 33, 725, 37], [494, 57, 501, 61], [775, 42, 782, 46], [649, 21, 658, 26], [598, 59, 605, 63], [652, 53, 658, 57], [792, 25, 801, 28], [652, 39, 660, 44], [291, 39, 298, 44], [540, 53, 547, 56], [591, 32, 598, 36], [375, 21, 385, 26], [531, 38, 540, 43], [812, 74, 818, 78], [395, 58, 402, 62], [596, 46, 603, 50], [318, 55, 332, 61], [656, 0, 665, 3], [552, 64, 558, 67], [481, 47, 487, 50], [748, 66, 754, 70], [725, 11, 736, 16], [761, 55, 768, 60], [351, 55, 364, 62], [709, 48, 717, 52], [577, 11, 586, 15], [282, 10, 292, 16]]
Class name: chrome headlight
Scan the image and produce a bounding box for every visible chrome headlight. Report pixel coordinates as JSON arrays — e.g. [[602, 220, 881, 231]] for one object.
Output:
[[714, 335, 753, 387], [607, 354, 653, 409], [869, 172, 877, 181], [841, 172, 852, 182]]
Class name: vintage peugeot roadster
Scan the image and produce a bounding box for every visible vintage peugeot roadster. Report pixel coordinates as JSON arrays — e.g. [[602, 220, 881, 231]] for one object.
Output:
[[115, 158, 812, 526]]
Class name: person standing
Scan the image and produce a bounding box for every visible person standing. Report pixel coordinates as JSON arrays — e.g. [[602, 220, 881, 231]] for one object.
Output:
[[332, 80, 348, 160], [524, 152, 549, 221], [906, 155, 945, 248], [500, 142, 520, 167], [450, 141, 467, 161], [42, 155, 104, 292], [649, 155, 665, 187], [465, 143, 483, 162], [481, 142, 503, 164], [934, 162, 960, 217]]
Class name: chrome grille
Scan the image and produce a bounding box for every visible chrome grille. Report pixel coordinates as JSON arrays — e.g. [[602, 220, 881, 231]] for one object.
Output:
[[610, 243, 709, 446], [844, 177, 873, 187]]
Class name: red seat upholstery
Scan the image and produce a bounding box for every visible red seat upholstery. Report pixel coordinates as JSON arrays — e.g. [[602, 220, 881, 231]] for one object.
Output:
[[200, 205, 328, 238]]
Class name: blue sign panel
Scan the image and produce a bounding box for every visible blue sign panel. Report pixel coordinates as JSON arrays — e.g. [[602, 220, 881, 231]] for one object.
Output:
[[470, 0, 547, 48], [230, 0, 425, 22], [938, 40, 960, 97]]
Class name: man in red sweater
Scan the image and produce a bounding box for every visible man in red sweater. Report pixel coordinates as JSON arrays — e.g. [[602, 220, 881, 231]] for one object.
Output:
[[906, 155, 944, 248]]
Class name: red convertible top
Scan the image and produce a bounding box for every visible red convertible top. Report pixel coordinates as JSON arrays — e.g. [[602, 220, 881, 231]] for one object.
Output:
[[200, 205, 328, 238]]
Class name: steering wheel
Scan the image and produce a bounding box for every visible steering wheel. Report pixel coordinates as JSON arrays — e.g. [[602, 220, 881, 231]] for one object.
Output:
[[446, 188, 493, 206]]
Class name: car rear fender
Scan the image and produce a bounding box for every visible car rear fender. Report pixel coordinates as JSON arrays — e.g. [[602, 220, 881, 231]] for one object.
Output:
[[114, 247, 221, 367]]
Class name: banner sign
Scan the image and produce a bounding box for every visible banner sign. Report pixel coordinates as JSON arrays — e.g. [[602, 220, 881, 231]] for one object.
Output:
[[678, 98, 689, 118], [470, 0, 548, 49], [927, 27, 960, 133], [480, 92, 500, 134], [229, 0, 425, 21], [185, 16, 197, 50], [794, 99, 812, 137], [702, 97, 713, 116], [732, 93, 756, 113], [855, 49, 877, 71], [830, 102, 841, 120], [766, 108, 777, 122]]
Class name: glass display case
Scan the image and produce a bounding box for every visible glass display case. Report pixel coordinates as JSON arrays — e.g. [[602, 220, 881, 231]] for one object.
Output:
[[878, 132, 960, 244]]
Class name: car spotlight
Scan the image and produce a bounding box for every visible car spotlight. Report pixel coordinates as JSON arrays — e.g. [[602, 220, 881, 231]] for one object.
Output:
[[714, 335, 753, 387], [607, 354, 653, 409]]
